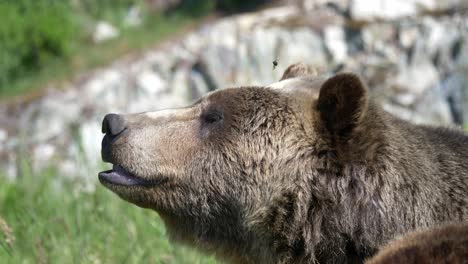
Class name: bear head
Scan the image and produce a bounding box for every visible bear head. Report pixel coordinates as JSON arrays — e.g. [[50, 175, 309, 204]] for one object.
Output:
[[99, 63, 380, 263]]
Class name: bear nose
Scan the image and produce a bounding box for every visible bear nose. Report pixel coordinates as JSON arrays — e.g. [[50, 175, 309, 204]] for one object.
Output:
[[102, 113, 126, 136]]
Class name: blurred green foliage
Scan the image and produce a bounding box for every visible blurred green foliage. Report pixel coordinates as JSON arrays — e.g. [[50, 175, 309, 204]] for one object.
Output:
[[215, 0, 268, 13], [0, 0, 267, 98], [0, 0, 194, 98], [0, 0, 76, 90], [177, 0, 216, 17], [178, 0, 268, 15], [0, 161, 218, 263]]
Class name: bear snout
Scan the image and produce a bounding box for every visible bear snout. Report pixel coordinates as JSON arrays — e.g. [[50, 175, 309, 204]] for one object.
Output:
[[101, 135, 114, 163], [101, 113, 127, 163], [102, 113, 126, 137]]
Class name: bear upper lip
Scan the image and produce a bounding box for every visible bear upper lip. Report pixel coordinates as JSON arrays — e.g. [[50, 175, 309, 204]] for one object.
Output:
[[98, 164, 163, 187]]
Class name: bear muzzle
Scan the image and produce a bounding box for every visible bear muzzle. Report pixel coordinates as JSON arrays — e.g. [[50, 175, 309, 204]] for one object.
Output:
[[99, 113, 166, 187]]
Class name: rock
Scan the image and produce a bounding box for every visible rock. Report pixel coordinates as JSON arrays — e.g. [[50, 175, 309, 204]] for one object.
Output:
[[350, 0, 432, 21], [189, 70, 211, 100], [351, 0, 415, 21], [398, 24, 419, 49], [324, 25, 348, 63], [393, 93, 416, 107], [248, 6, 301, 27], [362, 23, 397, 54], [31, 95, 81, 142], [422, 17, 461, 69], [350, 0, 467, 21], [383, 88, 453, 125], [393, 60, 440, 97], [170, 66, 192, 103], [136, 70, 167, 95], [431, 0, 467, 11], [382, 103, 418, 122], [413, 84, 453, 125], [344, 28, 364, 55], [0, 129, 7, 144], [464, 80, 468, 125], [93, 21, 119, 43], [82, 69, 127, 113], [277, 28, 327, 72], [32, 144, 56, 172], [300, 0, 350, 13], [441, 74, 466, 124]]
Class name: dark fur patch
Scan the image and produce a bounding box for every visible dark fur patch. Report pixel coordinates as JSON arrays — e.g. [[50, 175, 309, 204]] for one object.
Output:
[[367, 222, 468, 264], [317, 73, 368, 139]]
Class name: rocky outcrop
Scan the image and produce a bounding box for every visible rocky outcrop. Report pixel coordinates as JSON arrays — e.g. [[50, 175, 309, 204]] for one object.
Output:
[[1, 0, 467, 183]]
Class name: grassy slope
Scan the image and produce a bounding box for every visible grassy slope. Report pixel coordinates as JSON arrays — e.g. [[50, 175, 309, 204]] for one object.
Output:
[[0, 166, 217, 263], [1, 12, 205, 101]]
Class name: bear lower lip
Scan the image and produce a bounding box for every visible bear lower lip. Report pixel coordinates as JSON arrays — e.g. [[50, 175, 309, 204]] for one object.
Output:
[[98, 165, 161, 186]]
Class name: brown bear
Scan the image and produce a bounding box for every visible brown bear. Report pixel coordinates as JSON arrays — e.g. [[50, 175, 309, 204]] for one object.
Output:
[[366, 222, 468, 264], [98, 63, 468, 263]]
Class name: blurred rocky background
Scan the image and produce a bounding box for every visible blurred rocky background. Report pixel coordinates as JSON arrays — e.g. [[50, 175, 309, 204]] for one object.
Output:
[[1, 0, 468, 184]]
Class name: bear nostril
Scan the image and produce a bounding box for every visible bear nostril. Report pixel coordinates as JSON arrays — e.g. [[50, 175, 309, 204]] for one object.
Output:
[[102, 113, 126, 136]]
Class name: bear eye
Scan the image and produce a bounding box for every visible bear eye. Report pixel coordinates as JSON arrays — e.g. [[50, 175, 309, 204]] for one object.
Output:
[[202, 110, 223, 124]]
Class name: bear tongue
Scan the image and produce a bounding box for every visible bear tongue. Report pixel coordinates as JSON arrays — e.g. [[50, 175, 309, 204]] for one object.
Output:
[[99, 165, 148, 186]]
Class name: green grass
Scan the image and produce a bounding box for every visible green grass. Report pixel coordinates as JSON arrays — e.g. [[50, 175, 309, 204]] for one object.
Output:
[[0, 165, 218, 263], [1, 12, 205, 100]]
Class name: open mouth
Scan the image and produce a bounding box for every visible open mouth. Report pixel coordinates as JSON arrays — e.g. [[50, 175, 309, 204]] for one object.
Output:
[[98, 165, 162, 186]]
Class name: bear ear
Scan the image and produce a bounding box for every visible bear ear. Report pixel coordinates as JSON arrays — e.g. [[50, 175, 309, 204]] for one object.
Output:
[[280, 62, 317, 81], [316, 73, 368, 138]]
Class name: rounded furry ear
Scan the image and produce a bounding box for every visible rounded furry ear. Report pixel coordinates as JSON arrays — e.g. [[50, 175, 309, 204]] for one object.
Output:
[[280, 62, 317, 81], [316, 73, 368, 138]]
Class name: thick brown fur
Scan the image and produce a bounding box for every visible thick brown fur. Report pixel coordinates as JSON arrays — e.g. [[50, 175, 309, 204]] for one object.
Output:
[[99, 63, 468, 263], [366, 222, 468, 264]]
